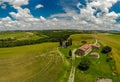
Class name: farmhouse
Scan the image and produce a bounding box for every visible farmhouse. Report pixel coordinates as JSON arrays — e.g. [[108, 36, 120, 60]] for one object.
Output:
[[76, 44, 99, 56]]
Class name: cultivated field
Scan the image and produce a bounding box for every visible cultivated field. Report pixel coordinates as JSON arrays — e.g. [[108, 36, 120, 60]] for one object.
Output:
[[0, 42, 62, 82]]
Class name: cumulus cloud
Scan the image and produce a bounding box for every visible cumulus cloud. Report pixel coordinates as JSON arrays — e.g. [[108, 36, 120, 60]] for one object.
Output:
[[0, 0, 120, 31], [89, 0, 118, 13], [0, 0, 29, 6], [10, 6, 33, 20], [49, 0, 120, 30], [35, 4, 44, 9], [40, 16, 46, 21]]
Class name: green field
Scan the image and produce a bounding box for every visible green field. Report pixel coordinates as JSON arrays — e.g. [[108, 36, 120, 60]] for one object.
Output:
[[69, 33, 120, 82], [0, 32, 46, 40], [96, 34, 120, 75], [0, 31, 120, 82], [0, 42, 62, 82], [70, 34, 95, 46]]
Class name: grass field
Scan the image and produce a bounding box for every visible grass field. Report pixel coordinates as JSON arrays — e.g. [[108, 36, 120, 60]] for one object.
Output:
[[96, 34, 120, 75], [0, 42, 62, 82], [70, 34, 95, 46], [59, 34, 97, 82], [75, 47, 116, 82], [67, 33, 120, 82], [0, 31, 120, 82], [0, 32, 46, 40]]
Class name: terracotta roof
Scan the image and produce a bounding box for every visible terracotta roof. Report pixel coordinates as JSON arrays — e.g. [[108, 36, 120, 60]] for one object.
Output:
[[78, 44, 99, 52], [91, 44, 100, 48], [78, 44, 92, 52]]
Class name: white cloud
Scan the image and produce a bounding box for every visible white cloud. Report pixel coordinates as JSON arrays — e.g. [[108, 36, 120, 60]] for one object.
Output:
[[76, 3, 81, 10], [40, 16, 46, 21], [52, 18, 58, 21], [1, 16, 11, 21], [0, 0, 29, 6], [10, 6, 33, 20], [35, 4, 44, 9], [48, 0, 120, 30], [0, 0, 120, 31], [13, 0, 29, 6], [106, 11, 119, 18], [89, 0, 118, 13]]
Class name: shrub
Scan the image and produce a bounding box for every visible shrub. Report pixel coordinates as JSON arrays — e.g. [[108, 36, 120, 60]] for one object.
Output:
[[81, 41, 87, 44], [78, 57, 91, 71], [101, 46, 112, 54]]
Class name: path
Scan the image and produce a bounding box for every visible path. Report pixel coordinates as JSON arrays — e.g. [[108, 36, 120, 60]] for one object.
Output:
[[94, 39, 98, 45], [57, 47, 76, 82], [68, 49, 77, 82], [57, 47, 69, 65], [57, 39, 98, 82], [57, 48, 76, 82], [57, 47, 65, 62], [68, 39, 98, 82]]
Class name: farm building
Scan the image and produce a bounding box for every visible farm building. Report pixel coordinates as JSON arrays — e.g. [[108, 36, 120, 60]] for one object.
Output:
[[75, 44, 99, 56]]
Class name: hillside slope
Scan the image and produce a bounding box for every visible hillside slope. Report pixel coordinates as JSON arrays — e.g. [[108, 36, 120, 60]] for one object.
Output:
[[0, 42, 62, 82]]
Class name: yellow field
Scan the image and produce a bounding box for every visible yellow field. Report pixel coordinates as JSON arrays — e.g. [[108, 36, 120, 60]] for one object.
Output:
[[0, 42, 62, 82]]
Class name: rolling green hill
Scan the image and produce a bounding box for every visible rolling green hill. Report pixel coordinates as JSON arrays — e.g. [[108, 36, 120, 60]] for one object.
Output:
[[0, 42, 62, 82], [0, 31, 120, 82], [0, 32, 46, 41]]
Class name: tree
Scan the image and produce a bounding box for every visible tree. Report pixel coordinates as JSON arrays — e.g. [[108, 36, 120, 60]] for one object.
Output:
[[78, 57, 91, 71], [67, 38, 72, 46], [59, 39, 62, 47], [81, 40, 87, 44], [69, 50, 72, 56], [68, 38, 72, 45], [101, 46, 112, 54], [66, 41, 69, 47]]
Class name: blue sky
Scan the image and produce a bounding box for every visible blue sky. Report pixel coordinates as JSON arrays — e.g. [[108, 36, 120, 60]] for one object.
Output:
[[0, 2, 17, 18], [0, 0, 119, 18], [0, 0, 120, 30], [110, 2, 120, 13], [0, 0, 65, 18], [21, 0, 65, 18]]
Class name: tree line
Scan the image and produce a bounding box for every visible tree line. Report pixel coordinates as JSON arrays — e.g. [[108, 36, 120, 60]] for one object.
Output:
[[0, 30, 81, 48]]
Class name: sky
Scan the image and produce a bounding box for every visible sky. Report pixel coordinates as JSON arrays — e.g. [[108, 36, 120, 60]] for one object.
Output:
[[0, 0, 120, 31]]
